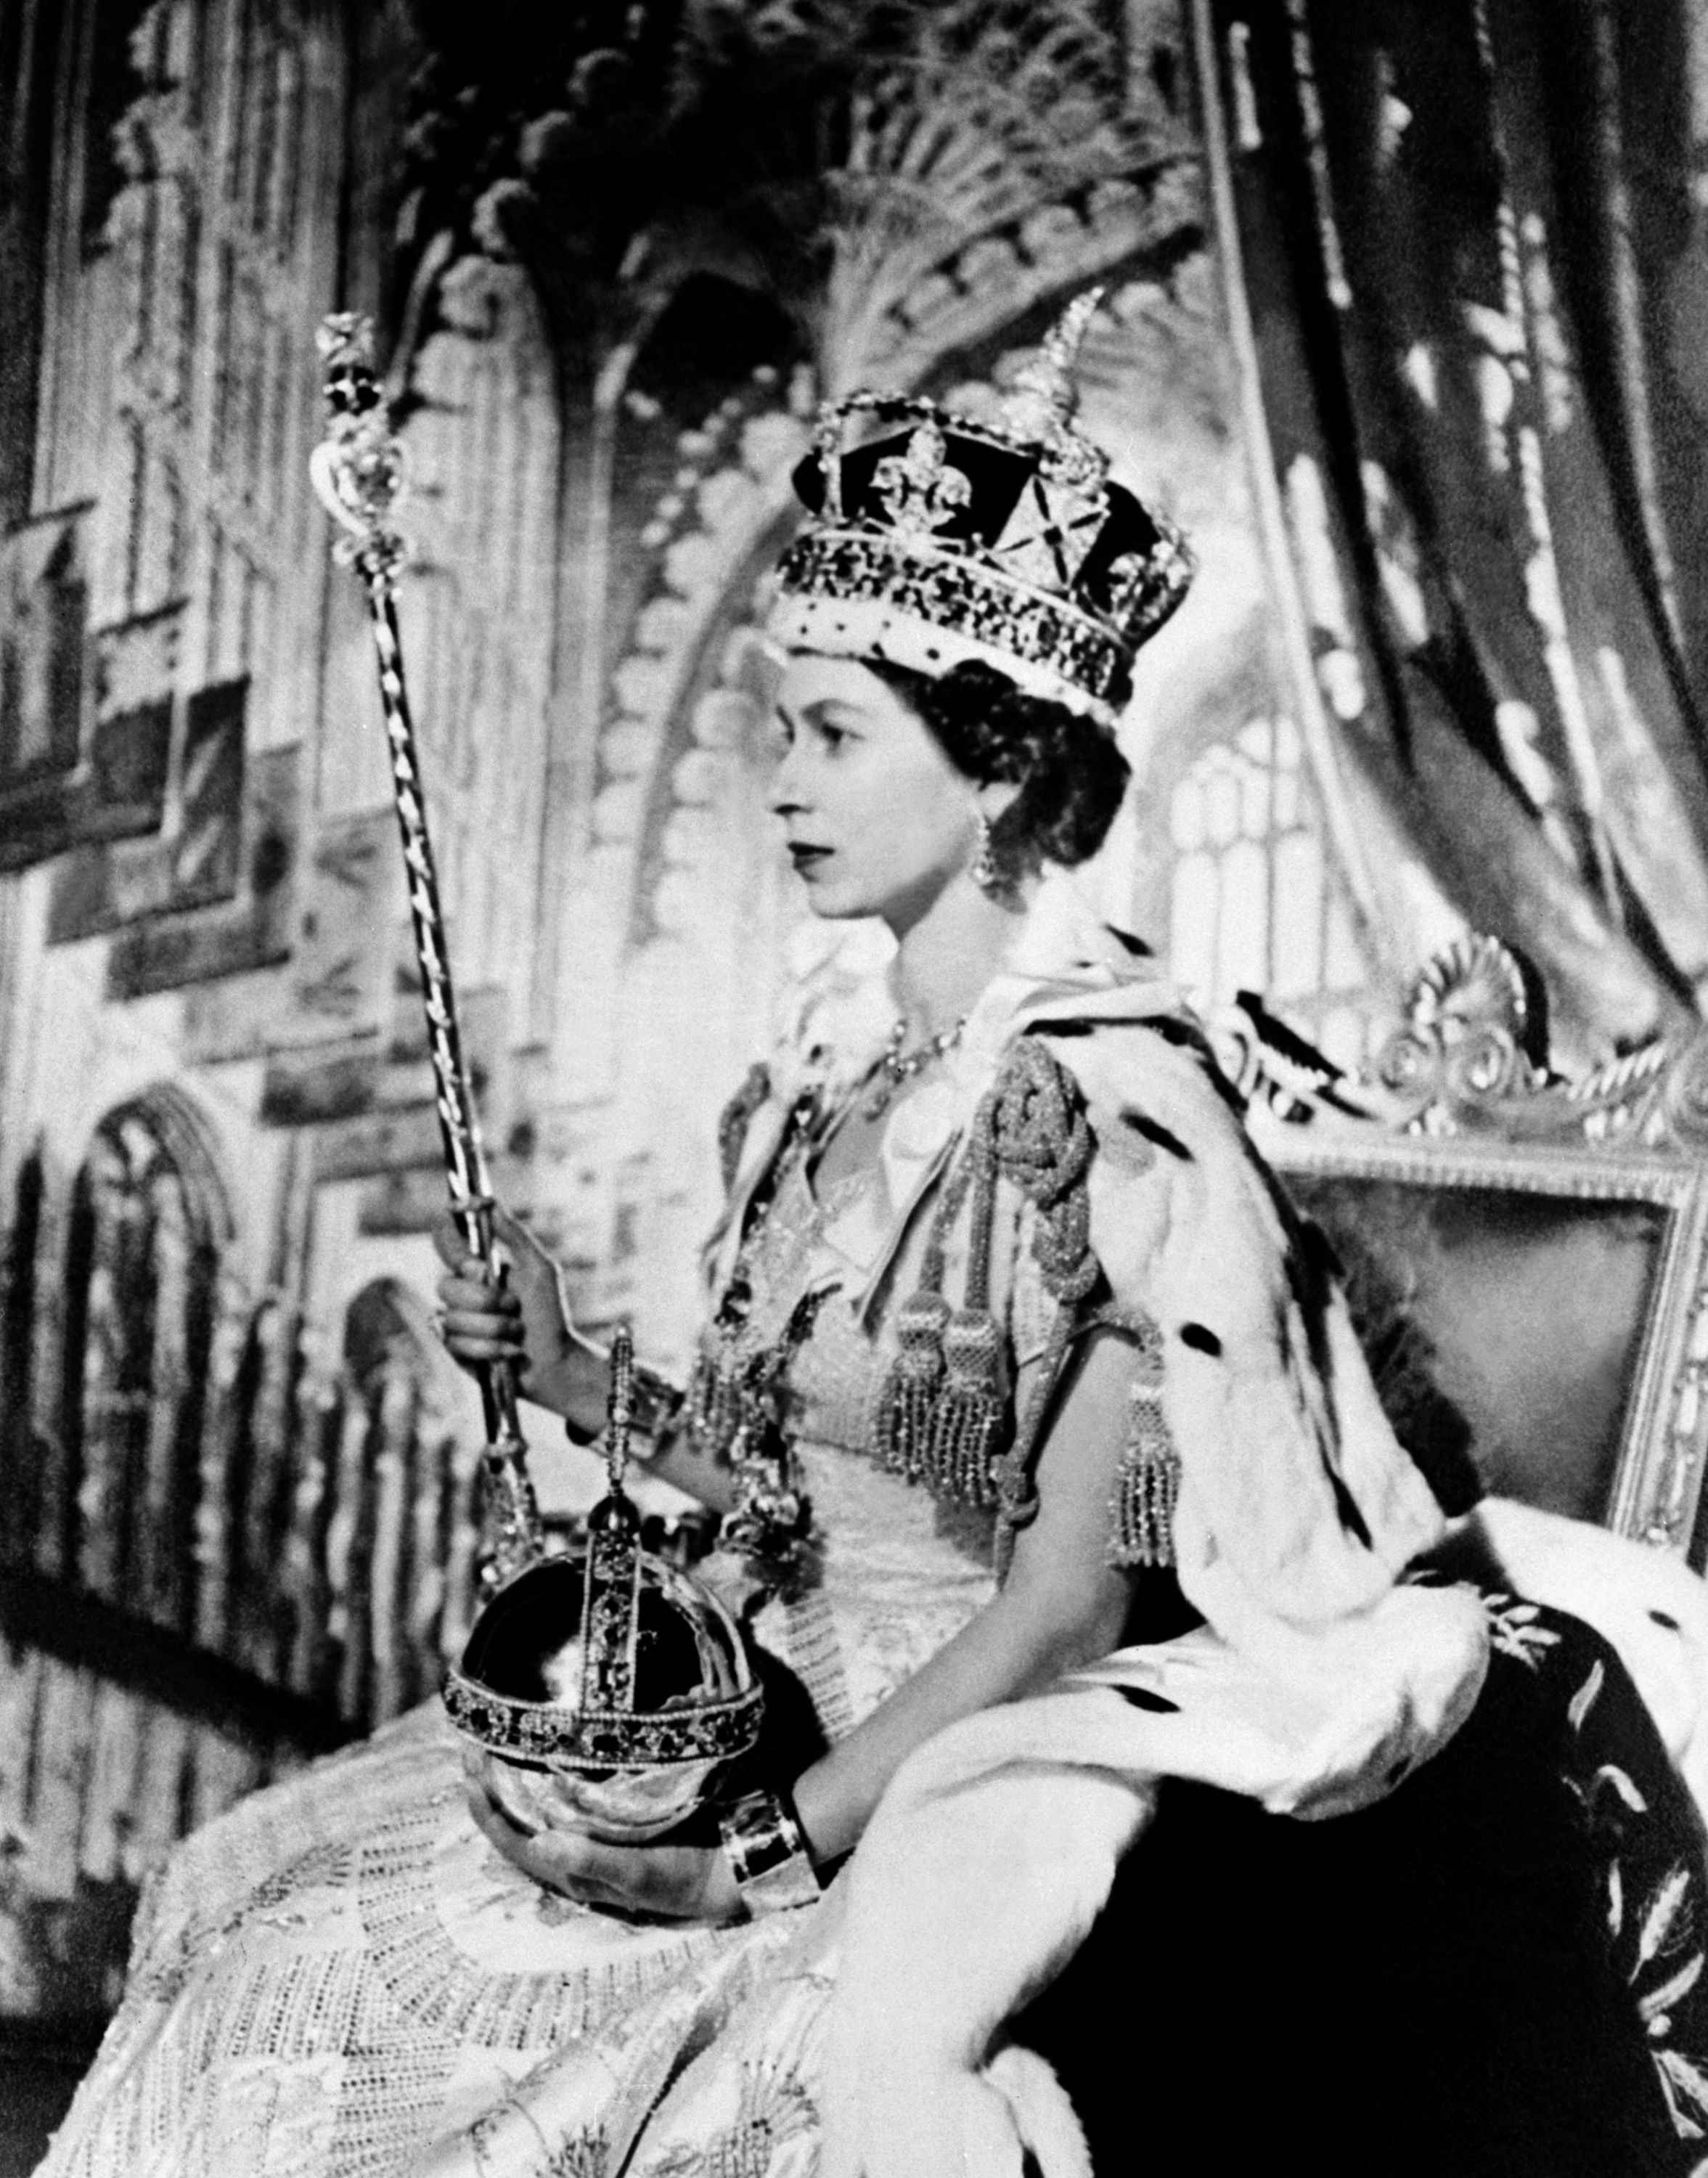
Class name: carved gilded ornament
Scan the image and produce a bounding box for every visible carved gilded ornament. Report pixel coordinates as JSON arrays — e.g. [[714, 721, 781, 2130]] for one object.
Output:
[[1233, 934, 1708, 1561]]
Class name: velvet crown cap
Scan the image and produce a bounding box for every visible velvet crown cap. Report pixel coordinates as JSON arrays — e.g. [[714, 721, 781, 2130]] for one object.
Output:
[[767, 290, 1193, 730]]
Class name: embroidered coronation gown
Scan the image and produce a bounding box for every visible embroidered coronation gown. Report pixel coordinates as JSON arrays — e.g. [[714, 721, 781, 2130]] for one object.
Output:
[[35, 1109, 1019, 2176], [36, 909, 1708, 2178]]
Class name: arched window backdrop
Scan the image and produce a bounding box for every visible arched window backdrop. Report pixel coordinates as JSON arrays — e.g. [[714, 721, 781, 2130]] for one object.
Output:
[[54, 1090, 231, 1631], [1166, 713, 1378, 1071]]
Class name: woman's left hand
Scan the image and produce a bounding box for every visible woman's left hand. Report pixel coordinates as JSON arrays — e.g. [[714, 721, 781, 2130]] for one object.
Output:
[[467, 1783, 743, 1923]]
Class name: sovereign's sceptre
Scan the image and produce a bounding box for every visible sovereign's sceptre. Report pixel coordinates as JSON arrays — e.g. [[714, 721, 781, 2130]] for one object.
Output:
[[309, 316, 763, 1836], [309, 311, 543, 1588]]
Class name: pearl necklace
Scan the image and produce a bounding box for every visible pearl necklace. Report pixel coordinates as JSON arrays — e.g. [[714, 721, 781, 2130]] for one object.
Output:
[[864, 1015, 968, 1120]]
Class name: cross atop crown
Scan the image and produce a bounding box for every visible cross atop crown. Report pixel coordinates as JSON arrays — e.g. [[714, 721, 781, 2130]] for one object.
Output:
[[871, 423, 973, 539]]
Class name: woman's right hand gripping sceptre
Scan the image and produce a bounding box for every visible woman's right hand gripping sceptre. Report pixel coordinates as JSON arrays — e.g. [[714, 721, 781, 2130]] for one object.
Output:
[[433, 1211, 737, 1514], [433, 1207, 610, 1445]]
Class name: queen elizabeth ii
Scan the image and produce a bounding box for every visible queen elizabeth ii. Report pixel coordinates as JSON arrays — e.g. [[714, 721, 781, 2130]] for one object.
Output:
[[37, 298, 1708, 2178]]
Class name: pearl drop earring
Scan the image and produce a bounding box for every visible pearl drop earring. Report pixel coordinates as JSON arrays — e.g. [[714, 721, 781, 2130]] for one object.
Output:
[[970, 807, 1001, 894]]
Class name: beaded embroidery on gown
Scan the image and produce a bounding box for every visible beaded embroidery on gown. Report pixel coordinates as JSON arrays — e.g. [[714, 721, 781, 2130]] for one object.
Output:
[[34, 902, 1539, 2178], [37, 1156, 994, 2178]]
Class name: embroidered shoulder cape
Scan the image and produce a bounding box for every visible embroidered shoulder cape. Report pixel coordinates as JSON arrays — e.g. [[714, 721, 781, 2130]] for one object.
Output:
[[711, 884, 1455, 1674]]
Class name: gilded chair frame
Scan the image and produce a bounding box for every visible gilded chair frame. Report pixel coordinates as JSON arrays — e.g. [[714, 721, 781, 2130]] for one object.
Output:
[[1225, 940, 1708, 1565]]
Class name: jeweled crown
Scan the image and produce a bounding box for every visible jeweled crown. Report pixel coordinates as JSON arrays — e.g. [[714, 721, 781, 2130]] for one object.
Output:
[[768, 290, 1193, 728]]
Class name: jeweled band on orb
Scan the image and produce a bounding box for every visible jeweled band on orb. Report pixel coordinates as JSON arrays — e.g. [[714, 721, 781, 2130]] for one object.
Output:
[[717, 1785, 822, 1916], [443, 1664, 764, 1769]]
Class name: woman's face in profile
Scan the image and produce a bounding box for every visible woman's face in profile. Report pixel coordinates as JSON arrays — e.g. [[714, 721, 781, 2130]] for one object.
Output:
[[769, 650, 978, 928]]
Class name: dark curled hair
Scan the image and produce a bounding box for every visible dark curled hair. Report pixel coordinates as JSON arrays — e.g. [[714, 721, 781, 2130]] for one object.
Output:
[[865, 658, 1131, 886]]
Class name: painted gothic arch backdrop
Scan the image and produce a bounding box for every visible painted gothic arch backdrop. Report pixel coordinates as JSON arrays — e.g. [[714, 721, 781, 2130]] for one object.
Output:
[[376, 0, 1268, 1364], [3, 0, 1588, 2030]]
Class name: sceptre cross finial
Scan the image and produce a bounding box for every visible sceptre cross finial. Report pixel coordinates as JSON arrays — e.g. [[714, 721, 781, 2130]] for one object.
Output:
[[309, 314, 409, 590]]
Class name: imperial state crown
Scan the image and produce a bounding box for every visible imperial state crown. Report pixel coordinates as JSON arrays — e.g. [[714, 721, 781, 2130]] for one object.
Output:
[[767, 288, 1193, 728]]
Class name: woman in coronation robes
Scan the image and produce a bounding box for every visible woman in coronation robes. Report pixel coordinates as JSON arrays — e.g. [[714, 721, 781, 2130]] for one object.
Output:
[[36, 303, 1708, 2178]]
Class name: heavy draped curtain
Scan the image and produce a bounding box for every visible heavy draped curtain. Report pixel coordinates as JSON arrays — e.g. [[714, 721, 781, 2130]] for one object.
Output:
[[1200, 0, 1708, 1059]]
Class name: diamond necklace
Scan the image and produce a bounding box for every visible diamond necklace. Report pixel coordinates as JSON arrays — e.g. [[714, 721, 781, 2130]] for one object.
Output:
[[864, 1015, 968, 1120]]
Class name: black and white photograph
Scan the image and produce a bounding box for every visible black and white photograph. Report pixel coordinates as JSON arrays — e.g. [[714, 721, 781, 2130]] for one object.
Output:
[[4, 1, 1708, 2171]]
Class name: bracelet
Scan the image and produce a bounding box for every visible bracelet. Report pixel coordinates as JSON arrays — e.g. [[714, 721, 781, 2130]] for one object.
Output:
[[718, 1786, 822, 1917], [629, 1362, 687, 1454], [565, 1355, 685, 1456], [552, 1250, 685, 1456]]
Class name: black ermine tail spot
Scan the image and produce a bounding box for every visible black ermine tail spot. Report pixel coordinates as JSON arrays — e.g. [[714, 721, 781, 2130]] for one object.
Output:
[[1180, 1323, 1221, 1356], [1651, 1610, 1680, 1631], [1118, 1686, 1180, 1714], [1121, 1109, 1193, 1160]]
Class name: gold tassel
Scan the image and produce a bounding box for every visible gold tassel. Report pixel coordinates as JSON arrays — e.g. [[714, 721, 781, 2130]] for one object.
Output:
[[1102, 1359, 1185, 1568], [917, 1100, 1006, 1504], [1111, 1431, 1180, 1566], [873, 1289, 952, 1483], [928, 1308, 1008, 1504], [1109, 1320, 1180, 1568], [685, 1337, 745, 1463], [874, 1149, 977, 1488]]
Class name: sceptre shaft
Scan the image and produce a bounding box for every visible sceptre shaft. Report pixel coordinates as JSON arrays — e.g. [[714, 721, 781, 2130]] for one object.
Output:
[[310, 312, 542, 1588]]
